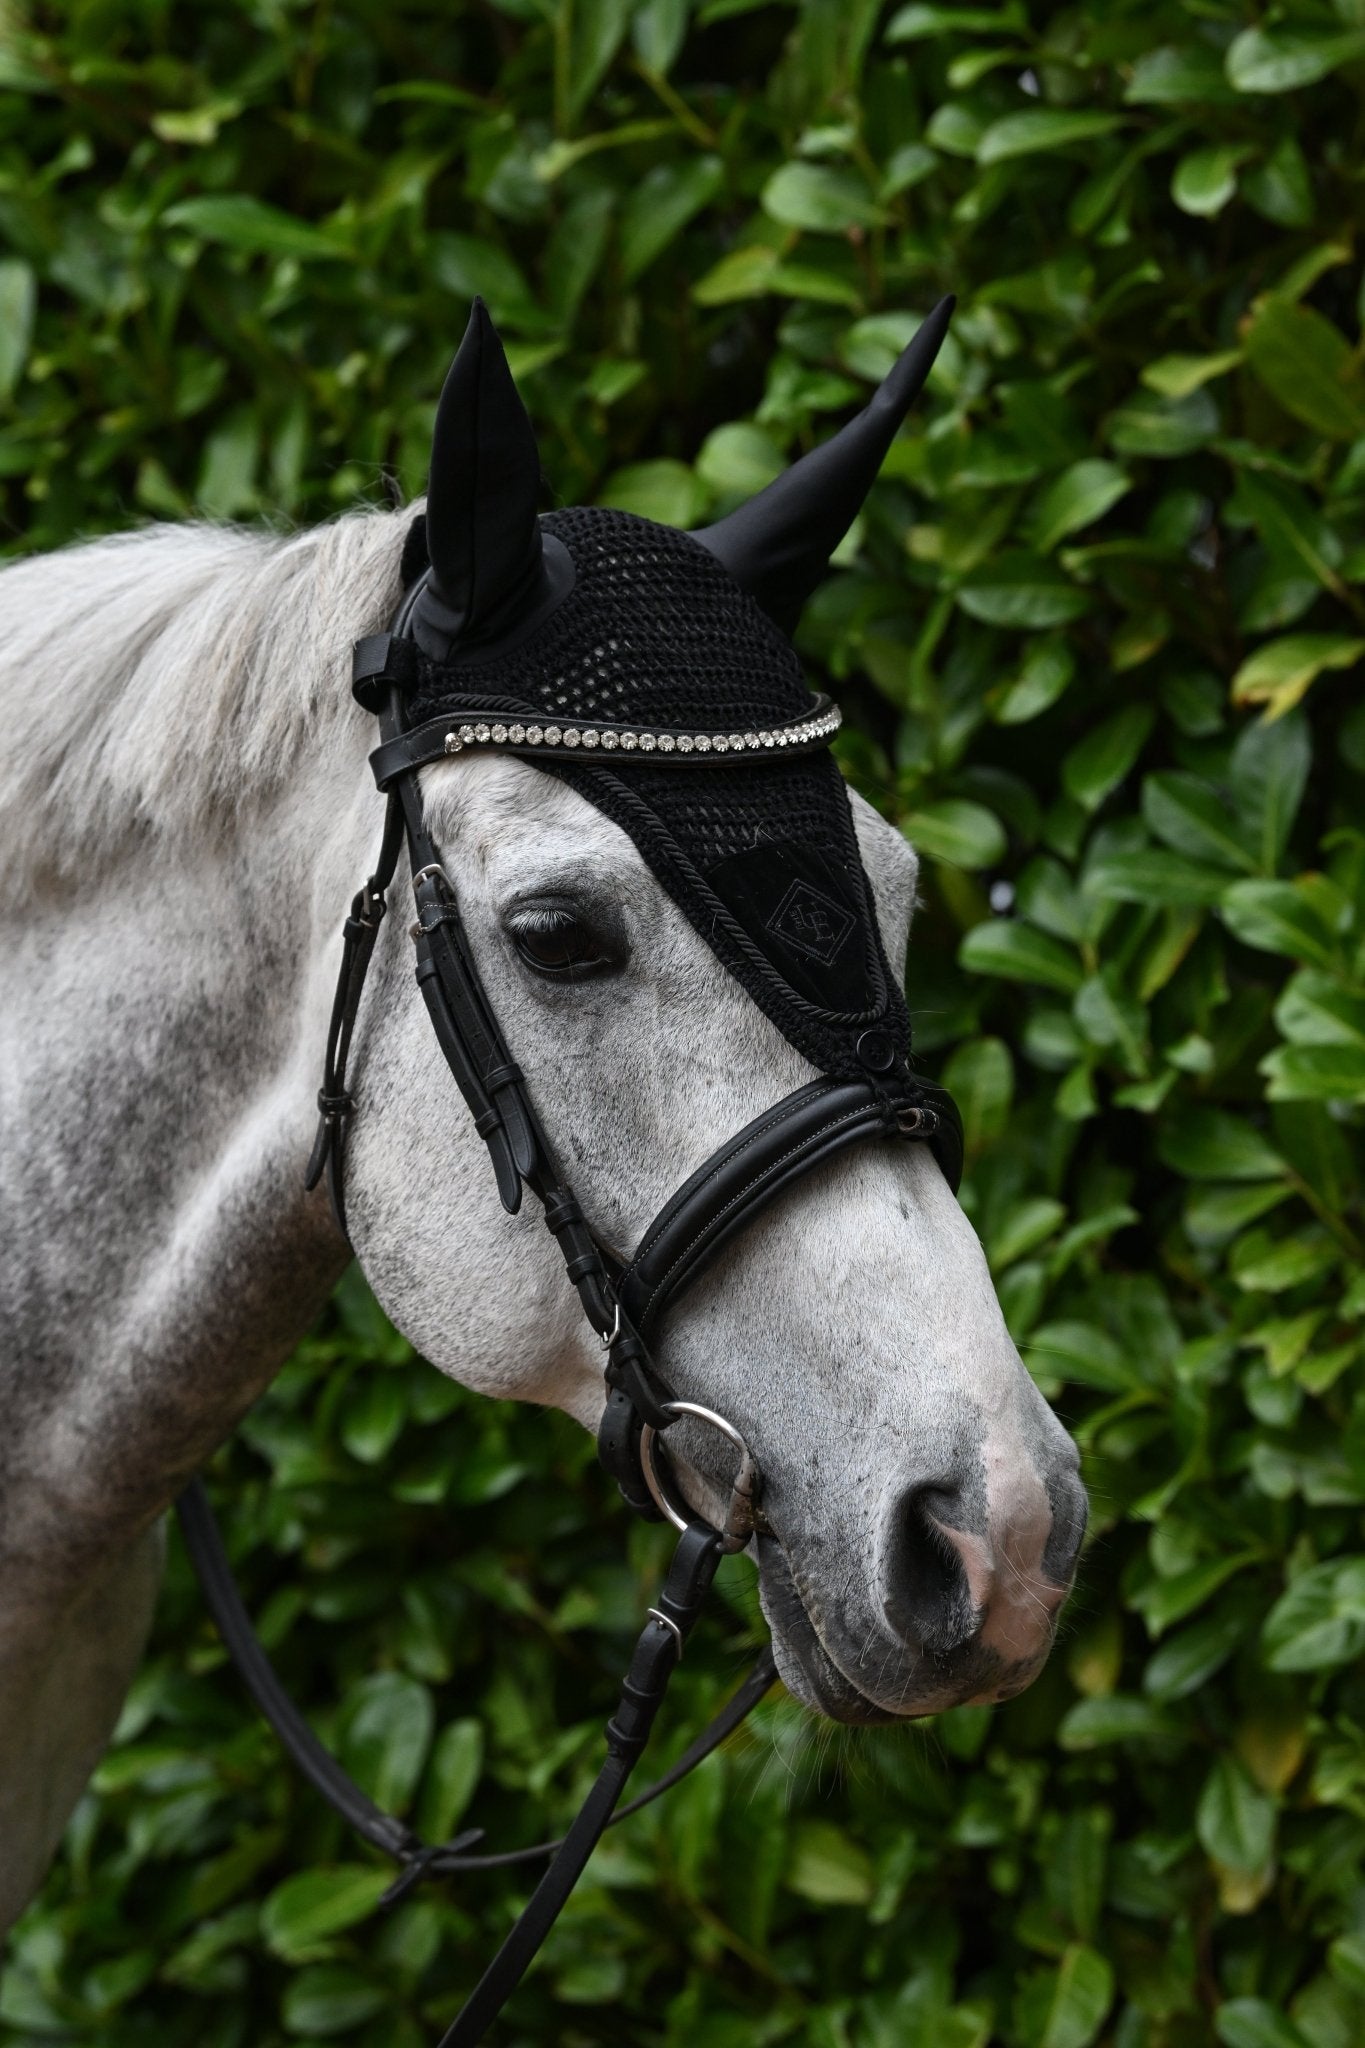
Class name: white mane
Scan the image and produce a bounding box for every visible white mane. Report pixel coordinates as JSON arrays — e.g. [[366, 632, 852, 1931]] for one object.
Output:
[[0, 509, 414, 905]]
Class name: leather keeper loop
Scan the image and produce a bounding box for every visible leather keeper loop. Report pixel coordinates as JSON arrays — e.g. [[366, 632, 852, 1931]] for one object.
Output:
[[563, 1251, 601, 1284], [483, 1061, 523, 1092], [605, 1336, 674, 1433], [352, 633, 418, 712]]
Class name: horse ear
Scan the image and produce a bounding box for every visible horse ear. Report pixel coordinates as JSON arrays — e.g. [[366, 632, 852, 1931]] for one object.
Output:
[[423, 297, 545, 650], [693, 296, 955, 636]]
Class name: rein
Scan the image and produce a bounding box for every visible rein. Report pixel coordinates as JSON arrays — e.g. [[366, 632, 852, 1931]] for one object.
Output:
[[176, 618, 963, 2045]]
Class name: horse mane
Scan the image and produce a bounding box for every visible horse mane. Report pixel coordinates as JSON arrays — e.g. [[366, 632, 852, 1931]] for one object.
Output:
[[0, 508, 414, 906]]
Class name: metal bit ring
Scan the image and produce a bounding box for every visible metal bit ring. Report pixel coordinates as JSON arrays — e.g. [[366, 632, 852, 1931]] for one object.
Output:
[[638, 1400, 762, 1555]]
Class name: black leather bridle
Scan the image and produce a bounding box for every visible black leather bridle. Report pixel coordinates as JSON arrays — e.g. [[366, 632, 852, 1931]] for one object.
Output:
[[176, 612, 963, 2046]]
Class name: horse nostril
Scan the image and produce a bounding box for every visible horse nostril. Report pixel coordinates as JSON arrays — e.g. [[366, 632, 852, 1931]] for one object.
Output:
[[1041, 1469, 1088, 1587], [881, 1483, 980, 1655]]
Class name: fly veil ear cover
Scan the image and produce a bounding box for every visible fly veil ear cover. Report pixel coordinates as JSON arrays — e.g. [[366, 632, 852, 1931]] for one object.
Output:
[[394, 295, 954, 1090]]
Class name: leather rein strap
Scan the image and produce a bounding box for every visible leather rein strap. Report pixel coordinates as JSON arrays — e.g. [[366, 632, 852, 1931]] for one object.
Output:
[[176, 626, 962, 2046]]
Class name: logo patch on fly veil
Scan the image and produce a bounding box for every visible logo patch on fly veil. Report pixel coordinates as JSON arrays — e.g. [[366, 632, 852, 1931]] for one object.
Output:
[[765, 879, 855, 967]]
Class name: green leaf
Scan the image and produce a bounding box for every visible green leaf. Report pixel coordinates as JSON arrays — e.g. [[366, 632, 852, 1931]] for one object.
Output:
[[620, 157, 723, 280], [1018, 1944, 1115, 2048], [959, 920, 1084, 995], [1083, 848, 1228, 908], [695, 421, 785, 499], [281, 1965, 387, 2035], [1216, 2000, 1312, 2048], [1198, 1755, 1276, 1874], [1171, 144, 1252, 219], [1125, 43, 1239, 106], [1058, 1695, 1179, 1749], [785, 1821, 874, 1904], [886, 4, 1027, 40], [339, 1674, 434, 1814], [1144, 1604, 1253, 1700], [879, 141, 938, 199], [1025, 1319, 1143, 1394], [1221, 881, 1342, 968], [597, 458, 707, 526], [260, 1868, 391, 1961], [1261, 1042, 1365, 1103], [1108, 388, 1219, 457], [1275, 971, 1365, 1051], [1141, 350, 1243, 398], [1062, 705, 1155, 811], [1230, 1228, 1338, 1292], [163, 195, 347, 261], [1230, 470, 1345, 605], [690, 245, 781, 305], [992, 634, 1076, 724], [1244, 296, 1365, 442], [0, 259, 37, 401], [761, 162, 885, 233], [941, 1036, 1013, 1158], [901, 799, 1007, 869], [1073, 973, 1146, 1073], [1263, 1558, 1365, 1671], [1243, 136, 1314, 229], [428, 233, 539, 321], [632, 0, 688, 75], [567, 0, 635, 122], [1186, 1181, 1294, 1244], [976, 110, 1124, 165], [989, 1196, 1067, 1269], [1136, 1555, 1261, 1635], [1158, 1107, 1285, 1181], [691, 244, 863, 309], [340, 1375, 407, 1464], [417, 1719, 485, 1842], [957, 552, 1092, 629], [1026, 460, 1131, 553], [1229, 710, 1311, 871], [1329, 1933, 1365, 1999], [1231, 634, 1365, 719], [1142, 772, 1259, 873], [1225, 26, 1365, 95]]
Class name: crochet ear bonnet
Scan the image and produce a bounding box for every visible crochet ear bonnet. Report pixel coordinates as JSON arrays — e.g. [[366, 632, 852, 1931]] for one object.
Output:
[[383, 296, 953, 1087]]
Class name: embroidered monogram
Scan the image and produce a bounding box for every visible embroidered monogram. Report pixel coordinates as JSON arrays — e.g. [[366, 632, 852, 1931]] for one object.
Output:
[[765, 879, 856, 968]]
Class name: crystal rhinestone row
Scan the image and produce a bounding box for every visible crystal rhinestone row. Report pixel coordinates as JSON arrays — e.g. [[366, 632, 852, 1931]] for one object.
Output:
[[441, 705, 841, 759]]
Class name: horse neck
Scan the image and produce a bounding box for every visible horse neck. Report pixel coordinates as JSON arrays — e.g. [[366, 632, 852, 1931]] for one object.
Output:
[[0, 716, 377, 1551]]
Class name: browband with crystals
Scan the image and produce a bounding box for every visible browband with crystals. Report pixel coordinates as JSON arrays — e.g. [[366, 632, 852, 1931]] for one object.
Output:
[[368, 694, 842, 791]]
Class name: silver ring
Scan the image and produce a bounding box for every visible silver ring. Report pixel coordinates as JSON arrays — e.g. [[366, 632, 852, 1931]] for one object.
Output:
[[639, 1401, 762, 1554]]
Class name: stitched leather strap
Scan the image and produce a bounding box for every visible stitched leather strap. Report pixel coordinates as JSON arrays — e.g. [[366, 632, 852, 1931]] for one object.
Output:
[[615, 1077, 963, 1344], [432, 1526, 722, 2047]]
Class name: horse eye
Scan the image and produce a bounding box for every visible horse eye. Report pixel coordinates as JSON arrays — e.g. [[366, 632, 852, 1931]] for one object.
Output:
[[509, 905, 615, 980]]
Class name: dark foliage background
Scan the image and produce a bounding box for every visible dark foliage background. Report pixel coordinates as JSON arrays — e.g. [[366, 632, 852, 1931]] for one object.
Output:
[[4, 2, 1365, 2044]]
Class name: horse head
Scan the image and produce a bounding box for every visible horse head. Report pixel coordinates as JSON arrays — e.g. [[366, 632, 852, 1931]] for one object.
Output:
[[341, 302, 1086, 1721]]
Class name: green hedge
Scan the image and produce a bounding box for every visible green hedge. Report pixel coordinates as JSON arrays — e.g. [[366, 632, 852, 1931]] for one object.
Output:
[[4, 3, 1365, 2045]]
